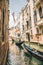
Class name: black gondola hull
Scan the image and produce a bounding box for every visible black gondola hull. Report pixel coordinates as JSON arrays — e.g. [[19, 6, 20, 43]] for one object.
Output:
[[24, 44, 43, 61], [15, 41, 24, 46]]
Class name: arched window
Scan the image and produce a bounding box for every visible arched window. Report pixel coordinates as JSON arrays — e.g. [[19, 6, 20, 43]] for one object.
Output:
[[34, 11, 37, 24], [26, 21, 29, 29], [39, 6, 42, 18], [22, 25, 24, 30], [36, 28, 39, 34]]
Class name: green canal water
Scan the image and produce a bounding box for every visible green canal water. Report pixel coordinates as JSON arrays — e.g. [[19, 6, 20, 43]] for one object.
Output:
[[6, 44, 43, 65]]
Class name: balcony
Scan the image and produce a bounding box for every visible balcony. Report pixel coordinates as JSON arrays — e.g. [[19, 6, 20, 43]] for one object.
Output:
[[35, 15, 43, 26], [34, 0, 43, 8], [36, 19, 43, 26], [34, 6, 43, 26], [33, 0, 40, 9]]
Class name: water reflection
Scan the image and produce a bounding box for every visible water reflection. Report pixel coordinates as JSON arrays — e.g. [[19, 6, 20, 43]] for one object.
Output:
[[6, 43, 43, 65]]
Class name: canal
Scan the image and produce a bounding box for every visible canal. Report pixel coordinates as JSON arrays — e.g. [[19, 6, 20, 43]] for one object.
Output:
[[6, 43, 43, 65]]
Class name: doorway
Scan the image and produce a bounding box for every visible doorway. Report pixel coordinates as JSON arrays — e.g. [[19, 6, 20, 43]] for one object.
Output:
[[26, 33, 30, 42]]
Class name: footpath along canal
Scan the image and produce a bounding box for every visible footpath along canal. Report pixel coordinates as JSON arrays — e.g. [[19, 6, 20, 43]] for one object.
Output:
[[6, 42, 43, 65]]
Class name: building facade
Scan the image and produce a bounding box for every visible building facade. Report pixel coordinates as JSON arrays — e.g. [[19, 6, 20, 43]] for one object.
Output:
[[15, 0, 43, 44], [33, 0, 43, 44], [22, 3, 31, 42], [15, 16, 21, 39], [9, 27, 16, 43], [25, 0, 43, 44], [0, 0, 9, 65]]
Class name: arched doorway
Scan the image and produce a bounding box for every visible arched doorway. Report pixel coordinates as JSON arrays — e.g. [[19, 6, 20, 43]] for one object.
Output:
[[39, 6, 42, 18], [26, 33, 30, 42]]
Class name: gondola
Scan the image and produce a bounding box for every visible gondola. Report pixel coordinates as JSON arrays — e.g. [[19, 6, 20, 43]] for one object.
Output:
[[24, 44, 43, 61], [15, 41, 24, 46]]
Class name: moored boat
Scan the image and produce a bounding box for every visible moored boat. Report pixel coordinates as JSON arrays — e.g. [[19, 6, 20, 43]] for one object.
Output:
[[15, 41, 24, 46], [24, 43, 43, 61]]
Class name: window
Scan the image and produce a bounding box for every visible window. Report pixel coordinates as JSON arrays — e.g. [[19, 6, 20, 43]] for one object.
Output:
[[22, 25, 24, 30], [26, 34, 28, 39], [26, 33, 30, 41], [26, 21, 29, 29], [34, 11, 36, 15], [18, 33, 20, 37], [39, 6, 42, 18], [29, 16, 31, 27], [29, 6, 30, 13], [34, 11, 37, 24], [31, 30, 32, 35], [36, 28, 39, 34], [31, 30, 33, 39]]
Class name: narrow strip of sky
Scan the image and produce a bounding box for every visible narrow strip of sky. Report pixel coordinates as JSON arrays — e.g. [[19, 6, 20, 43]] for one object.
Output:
[[9, 0, 27, 16], [9, 0, 27, 28]]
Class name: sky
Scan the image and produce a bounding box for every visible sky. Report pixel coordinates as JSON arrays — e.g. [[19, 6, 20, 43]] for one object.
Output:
[[9, 0, 26, 15], [9, 0, 27, 28]]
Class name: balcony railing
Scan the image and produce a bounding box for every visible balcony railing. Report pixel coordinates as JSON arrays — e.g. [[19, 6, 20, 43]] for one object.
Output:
[[35, 16, 43, 26], [34, 9, 43, 25]]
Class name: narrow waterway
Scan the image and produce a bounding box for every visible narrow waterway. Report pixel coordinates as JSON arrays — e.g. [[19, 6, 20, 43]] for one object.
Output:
[[6, 43, 43, 65]]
